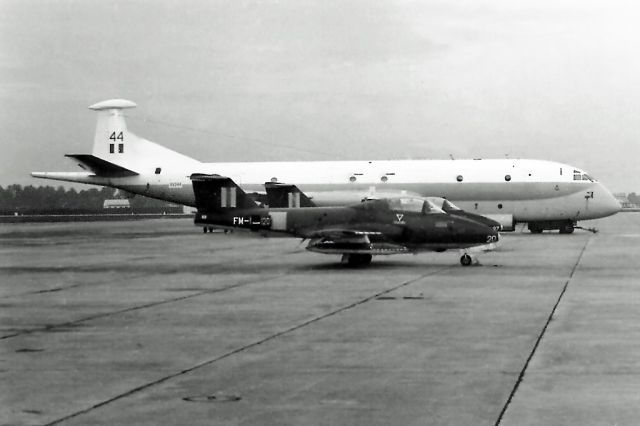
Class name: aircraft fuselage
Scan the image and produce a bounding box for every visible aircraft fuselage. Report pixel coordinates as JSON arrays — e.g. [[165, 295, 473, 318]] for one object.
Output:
[[99, 158, 620, 224], [31, 99, 621, 229]]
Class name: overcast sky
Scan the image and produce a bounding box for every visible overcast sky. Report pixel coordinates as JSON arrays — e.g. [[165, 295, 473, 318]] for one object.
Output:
[[1, 0, 639, 192]]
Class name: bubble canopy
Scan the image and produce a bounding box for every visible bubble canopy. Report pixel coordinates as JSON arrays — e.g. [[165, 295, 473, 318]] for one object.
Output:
[[373, 197, 446, 214]]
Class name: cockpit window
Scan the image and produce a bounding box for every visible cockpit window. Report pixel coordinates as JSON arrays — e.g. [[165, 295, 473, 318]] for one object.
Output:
[[387, 197, 445, 214], [424, 200, 446, 214], [388, 197, 424, 213], [442, 199, 462, 211], [573, 170, 595, 182], [425, 197, 444, 209]]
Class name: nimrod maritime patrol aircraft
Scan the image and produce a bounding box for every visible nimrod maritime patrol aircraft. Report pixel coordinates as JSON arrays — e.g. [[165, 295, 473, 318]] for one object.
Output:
[[31, 99, 621, 233], [191, 174, 499, 266]]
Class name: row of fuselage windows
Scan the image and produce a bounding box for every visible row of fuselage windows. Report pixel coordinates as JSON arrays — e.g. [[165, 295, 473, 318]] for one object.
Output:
[[109, 144, 124, 154], [350, 174, 516, 183], [348, 172, 590, 183]]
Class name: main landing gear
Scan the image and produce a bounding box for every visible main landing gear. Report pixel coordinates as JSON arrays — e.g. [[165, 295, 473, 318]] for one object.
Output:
[[341, 253, 373, 267], [202, 226, 215, 233], [528, 220, 575, 234]]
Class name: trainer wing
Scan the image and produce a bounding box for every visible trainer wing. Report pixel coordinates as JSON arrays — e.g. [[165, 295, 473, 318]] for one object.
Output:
[[304, 228, 408, 255]]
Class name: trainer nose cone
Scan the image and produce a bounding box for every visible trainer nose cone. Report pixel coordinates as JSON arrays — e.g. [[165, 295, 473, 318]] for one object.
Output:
[[488, 227, 499, 243], [470, 221, 499, 244]]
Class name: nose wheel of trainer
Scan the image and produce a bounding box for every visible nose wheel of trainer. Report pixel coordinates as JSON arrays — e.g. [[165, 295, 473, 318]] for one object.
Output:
[[460, 254, 473, 266]]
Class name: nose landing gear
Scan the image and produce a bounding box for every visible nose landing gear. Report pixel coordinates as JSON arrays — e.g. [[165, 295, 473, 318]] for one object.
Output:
[[460, 253, 473, 266], [559, 222, 575, 234]]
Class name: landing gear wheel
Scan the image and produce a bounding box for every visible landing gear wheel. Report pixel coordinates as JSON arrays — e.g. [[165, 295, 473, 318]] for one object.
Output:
[[460, 254, 472, 266], [202, 227, 207, 233], [342, 254, 373, 267], [559, 223, 575, 234], [528, 223, 543, 234]]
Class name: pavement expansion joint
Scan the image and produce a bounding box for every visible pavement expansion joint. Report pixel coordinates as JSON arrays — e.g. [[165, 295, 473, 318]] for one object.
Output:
[[493, 235, 593, 426], [182, 394, 242, 403], [14, 347, 45, 353], [1, 246, 290, 300], [43, 266, 452, 426], [0, 273, 289, 341]]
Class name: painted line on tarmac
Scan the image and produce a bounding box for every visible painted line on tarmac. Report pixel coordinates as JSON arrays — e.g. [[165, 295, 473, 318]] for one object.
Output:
[[494, 235, 592, 426], [44, 266, 451, 426]]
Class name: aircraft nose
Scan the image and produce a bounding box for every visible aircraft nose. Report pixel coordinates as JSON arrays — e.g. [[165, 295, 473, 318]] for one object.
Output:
[[594, 183, 622, 218], [472, 221, 499, 243]]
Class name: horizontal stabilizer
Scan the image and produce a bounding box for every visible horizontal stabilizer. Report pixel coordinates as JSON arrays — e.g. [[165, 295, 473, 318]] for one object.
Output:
[[65, 154, 138, 177], [264, 182, 316, 208]]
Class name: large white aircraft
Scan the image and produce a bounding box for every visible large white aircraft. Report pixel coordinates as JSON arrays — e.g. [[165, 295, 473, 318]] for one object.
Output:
[[32, 99, 621, 233]]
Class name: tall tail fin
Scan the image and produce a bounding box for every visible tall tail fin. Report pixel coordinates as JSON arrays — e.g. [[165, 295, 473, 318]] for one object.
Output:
[[191, 174, 258, 212], [264, 182, 316, 208], [88, 99, 137, 160], [86, 99, 199, 172]]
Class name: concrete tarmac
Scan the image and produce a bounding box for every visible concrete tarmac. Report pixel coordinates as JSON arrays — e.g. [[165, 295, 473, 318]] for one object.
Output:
[[1, 214, 638, 425]]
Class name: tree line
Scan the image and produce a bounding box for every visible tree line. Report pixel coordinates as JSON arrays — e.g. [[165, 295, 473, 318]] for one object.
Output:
[[0, 184, 183, 214]]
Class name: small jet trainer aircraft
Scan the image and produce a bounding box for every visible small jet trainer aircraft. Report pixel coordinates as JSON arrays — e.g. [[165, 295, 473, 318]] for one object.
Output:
[[263, 182, 503, 232], [191, 174, 499, 266]]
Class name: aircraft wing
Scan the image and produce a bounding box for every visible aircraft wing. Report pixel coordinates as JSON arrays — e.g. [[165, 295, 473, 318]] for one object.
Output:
[[305, 228, 383, 239], [305, 231, 408, 255], [65, 154, 138, 177]]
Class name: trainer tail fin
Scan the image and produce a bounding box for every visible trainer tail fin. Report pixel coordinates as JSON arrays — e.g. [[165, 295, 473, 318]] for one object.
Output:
[[264, 182, 316, 208], [191, 174, 258, 212]]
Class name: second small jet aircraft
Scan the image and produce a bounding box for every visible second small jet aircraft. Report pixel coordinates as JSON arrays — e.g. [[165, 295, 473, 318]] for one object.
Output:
[[191, 174, 499, 266]]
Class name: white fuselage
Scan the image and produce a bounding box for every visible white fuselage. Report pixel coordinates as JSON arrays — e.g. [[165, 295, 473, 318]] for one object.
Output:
[[30, 99, 620, 226], [40, 157, 619, 224]]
